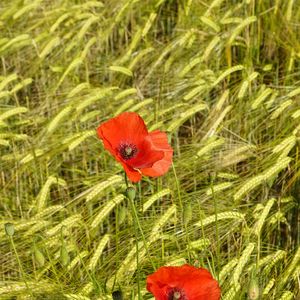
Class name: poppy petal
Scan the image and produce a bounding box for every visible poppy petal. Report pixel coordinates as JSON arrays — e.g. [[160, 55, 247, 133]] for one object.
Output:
[[146, 269, 172, 300], [182, 267, 221, 300], [121, 161, 142, 183], [97, 113, 173, 182], [184, 277, 221, 300], [98, 133, 119, 161], [141, 131, 173, 177], [97, 112, 148, 150], [146, 264, 221, 300], [146, 283, 169, 300], [146, 265, 186, 300], [125, 139, 164, 169]]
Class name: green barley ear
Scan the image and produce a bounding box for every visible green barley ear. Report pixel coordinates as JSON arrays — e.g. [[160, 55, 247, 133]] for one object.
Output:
[[4, 222, 15, 236], [248, 272, 260, 300], [87, 234, 110, 271]]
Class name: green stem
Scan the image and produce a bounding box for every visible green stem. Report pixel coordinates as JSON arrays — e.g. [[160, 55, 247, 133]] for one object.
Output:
[[124, 174, 155, 269], [9, 236, 33, 297], [172, 163, 191, 261], [129, 197, 141, 300], [172, 163, 183, 211], [129, 193, 155, 267], [124, 173, 155, 299], [210, 175, 220, 280]]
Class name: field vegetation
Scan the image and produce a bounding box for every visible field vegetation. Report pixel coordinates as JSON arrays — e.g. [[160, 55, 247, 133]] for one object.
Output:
[[0, 0, 299, 299]]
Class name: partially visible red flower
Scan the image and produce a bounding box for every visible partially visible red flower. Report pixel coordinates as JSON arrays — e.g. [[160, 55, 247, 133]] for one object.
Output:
[[97, 112, 173, 182], [146, 264, 221, 300]]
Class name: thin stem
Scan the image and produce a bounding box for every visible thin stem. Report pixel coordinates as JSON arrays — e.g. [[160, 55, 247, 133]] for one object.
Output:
[[172, 163, 183, 211], [257, 235, 261, 271], [128, 197, 141, 300], [69, 232, 102, 294], [124, 172, 129, 187], [210, 175, 220, 280], [41, 240, 65, 295], [172, 163, 191, 261], [124, 173, 155, 299], [9, 236, 33, 297], [128, 188, 155, 269], [124, 174, 155, 269]]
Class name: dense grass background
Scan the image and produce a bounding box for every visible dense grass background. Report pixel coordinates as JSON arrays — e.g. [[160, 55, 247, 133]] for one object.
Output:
[[1, 0, 300, 299]]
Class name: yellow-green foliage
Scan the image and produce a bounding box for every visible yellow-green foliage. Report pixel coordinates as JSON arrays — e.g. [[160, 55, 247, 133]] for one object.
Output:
[[0, 0, 299, 299]]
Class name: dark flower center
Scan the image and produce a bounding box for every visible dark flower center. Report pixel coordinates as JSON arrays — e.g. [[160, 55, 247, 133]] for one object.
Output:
[[168, 288, 187, 300], [118, 143, 138, 160]]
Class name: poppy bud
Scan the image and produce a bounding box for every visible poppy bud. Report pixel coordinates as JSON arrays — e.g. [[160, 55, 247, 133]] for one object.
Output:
[[112, 290, 123, 300], [60, 244, 70, 266], [4, 223, 15, 236], [34, 246, 45, 267], [248, 276, 260, 300], [126, 186, 136, 201], [183, 202, 192, 225]]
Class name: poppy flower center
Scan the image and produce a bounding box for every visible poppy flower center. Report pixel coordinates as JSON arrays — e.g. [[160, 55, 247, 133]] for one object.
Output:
[[168, 288, 187, 300], [118, 143, 138, 160]]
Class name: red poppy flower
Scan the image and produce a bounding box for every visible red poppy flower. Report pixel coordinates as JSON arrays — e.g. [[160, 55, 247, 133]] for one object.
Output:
[[146, 264, 221, 300], [97, 112, 173, 182]]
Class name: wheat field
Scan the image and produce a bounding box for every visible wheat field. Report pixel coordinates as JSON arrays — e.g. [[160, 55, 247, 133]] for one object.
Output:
[[0, 0, 299, 299]]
